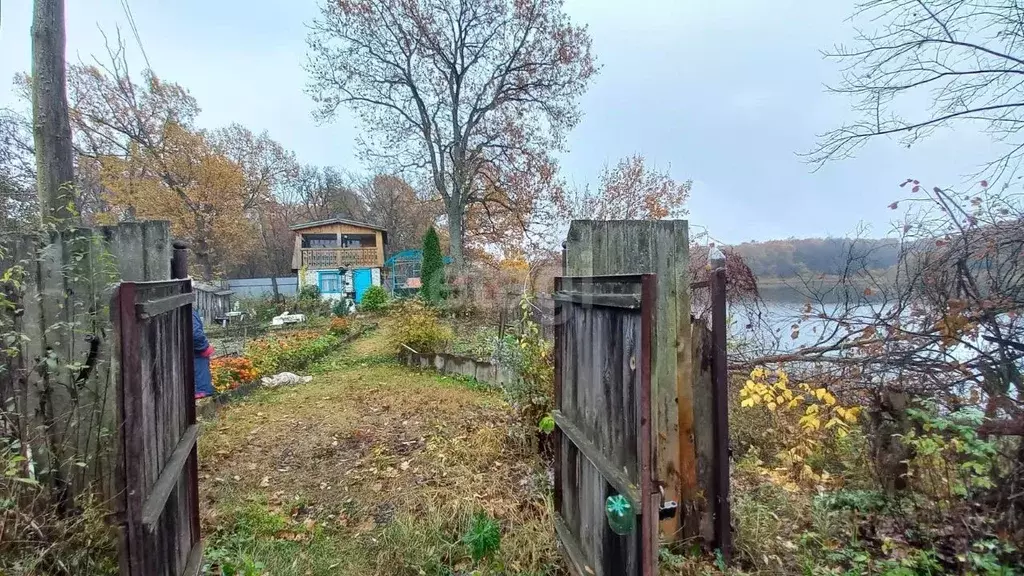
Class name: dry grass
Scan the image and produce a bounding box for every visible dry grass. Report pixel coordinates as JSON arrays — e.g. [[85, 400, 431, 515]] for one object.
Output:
[[199, 324, 560, 575]]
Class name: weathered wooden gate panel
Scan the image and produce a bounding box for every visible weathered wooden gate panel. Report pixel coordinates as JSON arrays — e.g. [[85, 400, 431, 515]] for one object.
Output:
[[114, 279, 202, 576], [554, 274, 657, 576], [564, 220, 694, 539]]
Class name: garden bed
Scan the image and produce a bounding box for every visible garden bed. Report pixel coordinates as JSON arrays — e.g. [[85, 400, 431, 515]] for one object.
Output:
[[199, 321, 377, 421]]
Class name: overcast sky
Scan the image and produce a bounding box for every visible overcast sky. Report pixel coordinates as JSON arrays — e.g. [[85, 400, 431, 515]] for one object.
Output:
[[0, 0, 1001, 243]]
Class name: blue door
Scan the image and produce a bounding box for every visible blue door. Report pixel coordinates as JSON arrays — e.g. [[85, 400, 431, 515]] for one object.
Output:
[[353, 269, 372, 303]]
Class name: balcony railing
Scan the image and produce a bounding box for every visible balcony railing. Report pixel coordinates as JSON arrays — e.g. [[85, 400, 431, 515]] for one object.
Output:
[[301, 247, 379, 268]]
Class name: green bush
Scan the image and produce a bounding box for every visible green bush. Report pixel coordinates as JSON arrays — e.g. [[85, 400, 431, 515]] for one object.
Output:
[[331, 298, 350, 317], [420, 226, 446, 304], [289, 285, 332, 317], [493, 294, 554, 453], [388, 299, 453, 354], [298, 284, 320, 301], [462, 512, 501, 564], [359, 285, 389, 312]]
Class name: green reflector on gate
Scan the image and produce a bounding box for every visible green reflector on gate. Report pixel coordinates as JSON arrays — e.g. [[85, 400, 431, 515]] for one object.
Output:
[[605, 494, 636, 535]]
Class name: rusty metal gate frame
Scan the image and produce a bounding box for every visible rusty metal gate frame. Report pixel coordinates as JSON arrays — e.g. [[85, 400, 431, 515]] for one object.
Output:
[[114, 278, 202, 576], [552, 273, 658, 576]]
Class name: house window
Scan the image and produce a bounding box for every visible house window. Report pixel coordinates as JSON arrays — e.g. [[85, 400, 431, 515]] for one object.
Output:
[[303, 234, 338, 248], [319, 272, 341, 293]]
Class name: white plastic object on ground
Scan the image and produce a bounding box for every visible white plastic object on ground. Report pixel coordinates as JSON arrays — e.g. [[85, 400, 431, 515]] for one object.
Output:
[[270, 312, 307, 326], [261, 372, 313, 387]]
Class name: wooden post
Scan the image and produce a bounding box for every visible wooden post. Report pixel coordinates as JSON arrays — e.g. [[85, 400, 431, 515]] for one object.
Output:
[[709, 265, 731, 560], [31, 0, 77, 226], [564, 219, 695, 541], [171, 241, 189, 279]]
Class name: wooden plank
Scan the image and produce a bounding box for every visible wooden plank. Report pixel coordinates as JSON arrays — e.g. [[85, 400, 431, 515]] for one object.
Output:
[[37, 234, 73, 500], [139, 397, 199, 532], [552, 291, 641, 309], [118, 282, 148, 574], [639, 274, 657, 576], [137, 293, 193, 319], [553, 278, 564, 525], [554, 515, 592, 576], [690, 319, 715, 542], [11, 236, 47, 482], [180, 541, 203, 576], [553, 410, 640, 507]]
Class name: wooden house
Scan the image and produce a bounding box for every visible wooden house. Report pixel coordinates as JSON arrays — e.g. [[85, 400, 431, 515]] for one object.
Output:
[[290, 218, 388, 303]]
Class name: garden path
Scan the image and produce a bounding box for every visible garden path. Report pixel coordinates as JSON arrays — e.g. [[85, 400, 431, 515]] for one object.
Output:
[[196, 325, 559, 575]]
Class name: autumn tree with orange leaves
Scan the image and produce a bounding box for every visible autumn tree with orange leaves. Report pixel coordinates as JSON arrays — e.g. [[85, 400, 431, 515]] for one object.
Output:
[[56, 40, 292, 279], [307, 0, 597, 269], [556, 154, 691, 221]]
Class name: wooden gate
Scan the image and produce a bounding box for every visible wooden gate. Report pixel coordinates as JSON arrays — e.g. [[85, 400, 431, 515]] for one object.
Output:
[[553, 274, 658, 576], [114, 278, 202, 576]]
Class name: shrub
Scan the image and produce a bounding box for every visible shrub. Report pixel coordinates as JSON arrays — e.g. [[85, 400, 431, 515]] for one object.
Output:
[[331, 298, 351, 317], [420, 226, 446, 304], [450, 326, 500, 360], [328, 317, 350, 337], [210, 356, 260, 394], [389, 299, 453, 354], [0, 442, 119, 575], [240, 296, 288, 323], [359, 285, 389, 312], [298, 284, 320, 301], [738, 366, 861, 487], [293, 295, 331, 318], [462, 512, 501, 564], [493, 293, 554, 452]]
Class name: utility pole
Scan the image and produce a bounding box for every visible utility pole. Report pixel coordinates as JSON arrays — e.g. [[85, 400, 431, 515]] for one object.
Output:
[[32, 0, 77, 226]]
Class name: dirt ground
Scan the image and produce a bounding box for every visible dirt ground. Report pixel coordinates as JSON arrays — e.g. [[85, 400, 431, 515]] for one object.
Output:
[[198, 323, 560, 575]]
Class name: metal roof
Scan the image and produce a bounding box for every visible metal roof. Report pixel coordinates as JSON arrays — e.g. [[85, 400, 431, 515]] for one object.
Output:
[[385, 249, 454, 266]]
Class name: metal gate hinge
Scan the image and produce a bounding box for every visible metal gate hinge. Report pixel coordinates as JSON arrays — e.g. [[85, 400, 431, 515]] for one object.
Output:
[[658, 486, 678, 520]]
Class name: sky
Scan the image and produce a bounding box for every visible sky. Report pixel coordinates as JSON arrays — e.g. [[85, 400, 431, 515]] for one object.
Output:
[[0, 0, 1003, 244]]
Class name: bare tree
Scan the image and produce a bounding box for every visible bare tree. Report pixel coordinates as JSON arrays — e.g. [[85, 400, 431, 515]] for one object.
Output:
[[743, 182, 1024, 441], [306, 0, 597, 268], [359, 173, 440, 253], [286, 165, 365, 222], [0, 108, 38, 232], [810, 0, 1024, 179]]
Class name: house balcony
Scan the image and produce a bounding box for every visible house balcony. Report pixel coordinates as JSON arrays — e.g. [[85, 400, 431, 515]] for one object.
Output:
[[300, 247, 381, 269]]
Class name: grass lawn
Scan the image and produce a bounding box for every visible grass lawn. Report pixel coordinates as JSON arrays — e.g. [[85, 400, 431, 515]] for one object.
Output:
[[198, 321, 561, 575]]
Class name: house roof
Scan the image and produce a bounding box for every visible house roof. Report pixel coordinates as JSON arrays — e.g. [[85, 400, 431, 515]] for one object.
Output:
[[289, 217, 388, 233]]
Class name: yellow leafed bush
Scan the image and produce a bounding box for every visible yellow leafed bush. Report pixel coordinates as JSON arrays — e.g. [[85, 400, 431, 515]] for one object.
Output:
[[739, 366, 862, 486], [388, 298, 454, 354]]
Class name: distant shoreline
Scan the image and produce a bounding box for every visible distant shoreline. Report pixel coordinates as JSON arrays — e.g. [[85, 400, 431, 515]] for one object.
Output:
[[752, 274, 885, 303]]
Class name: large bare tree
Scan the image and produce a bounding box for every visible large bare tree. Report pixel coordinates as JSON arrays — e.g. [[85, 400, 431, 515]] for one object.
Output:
[[810, 0, 1024, 178], [306, 0, 596, 268], [287, 165, 366, 222], [359, 173, 440, 252]]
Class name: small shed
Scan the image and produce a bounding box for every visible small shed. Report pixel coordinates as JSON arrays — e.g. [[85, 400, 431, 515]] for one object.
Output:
[[194, 282, 234, 326], [385, 249, 453, 296]]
